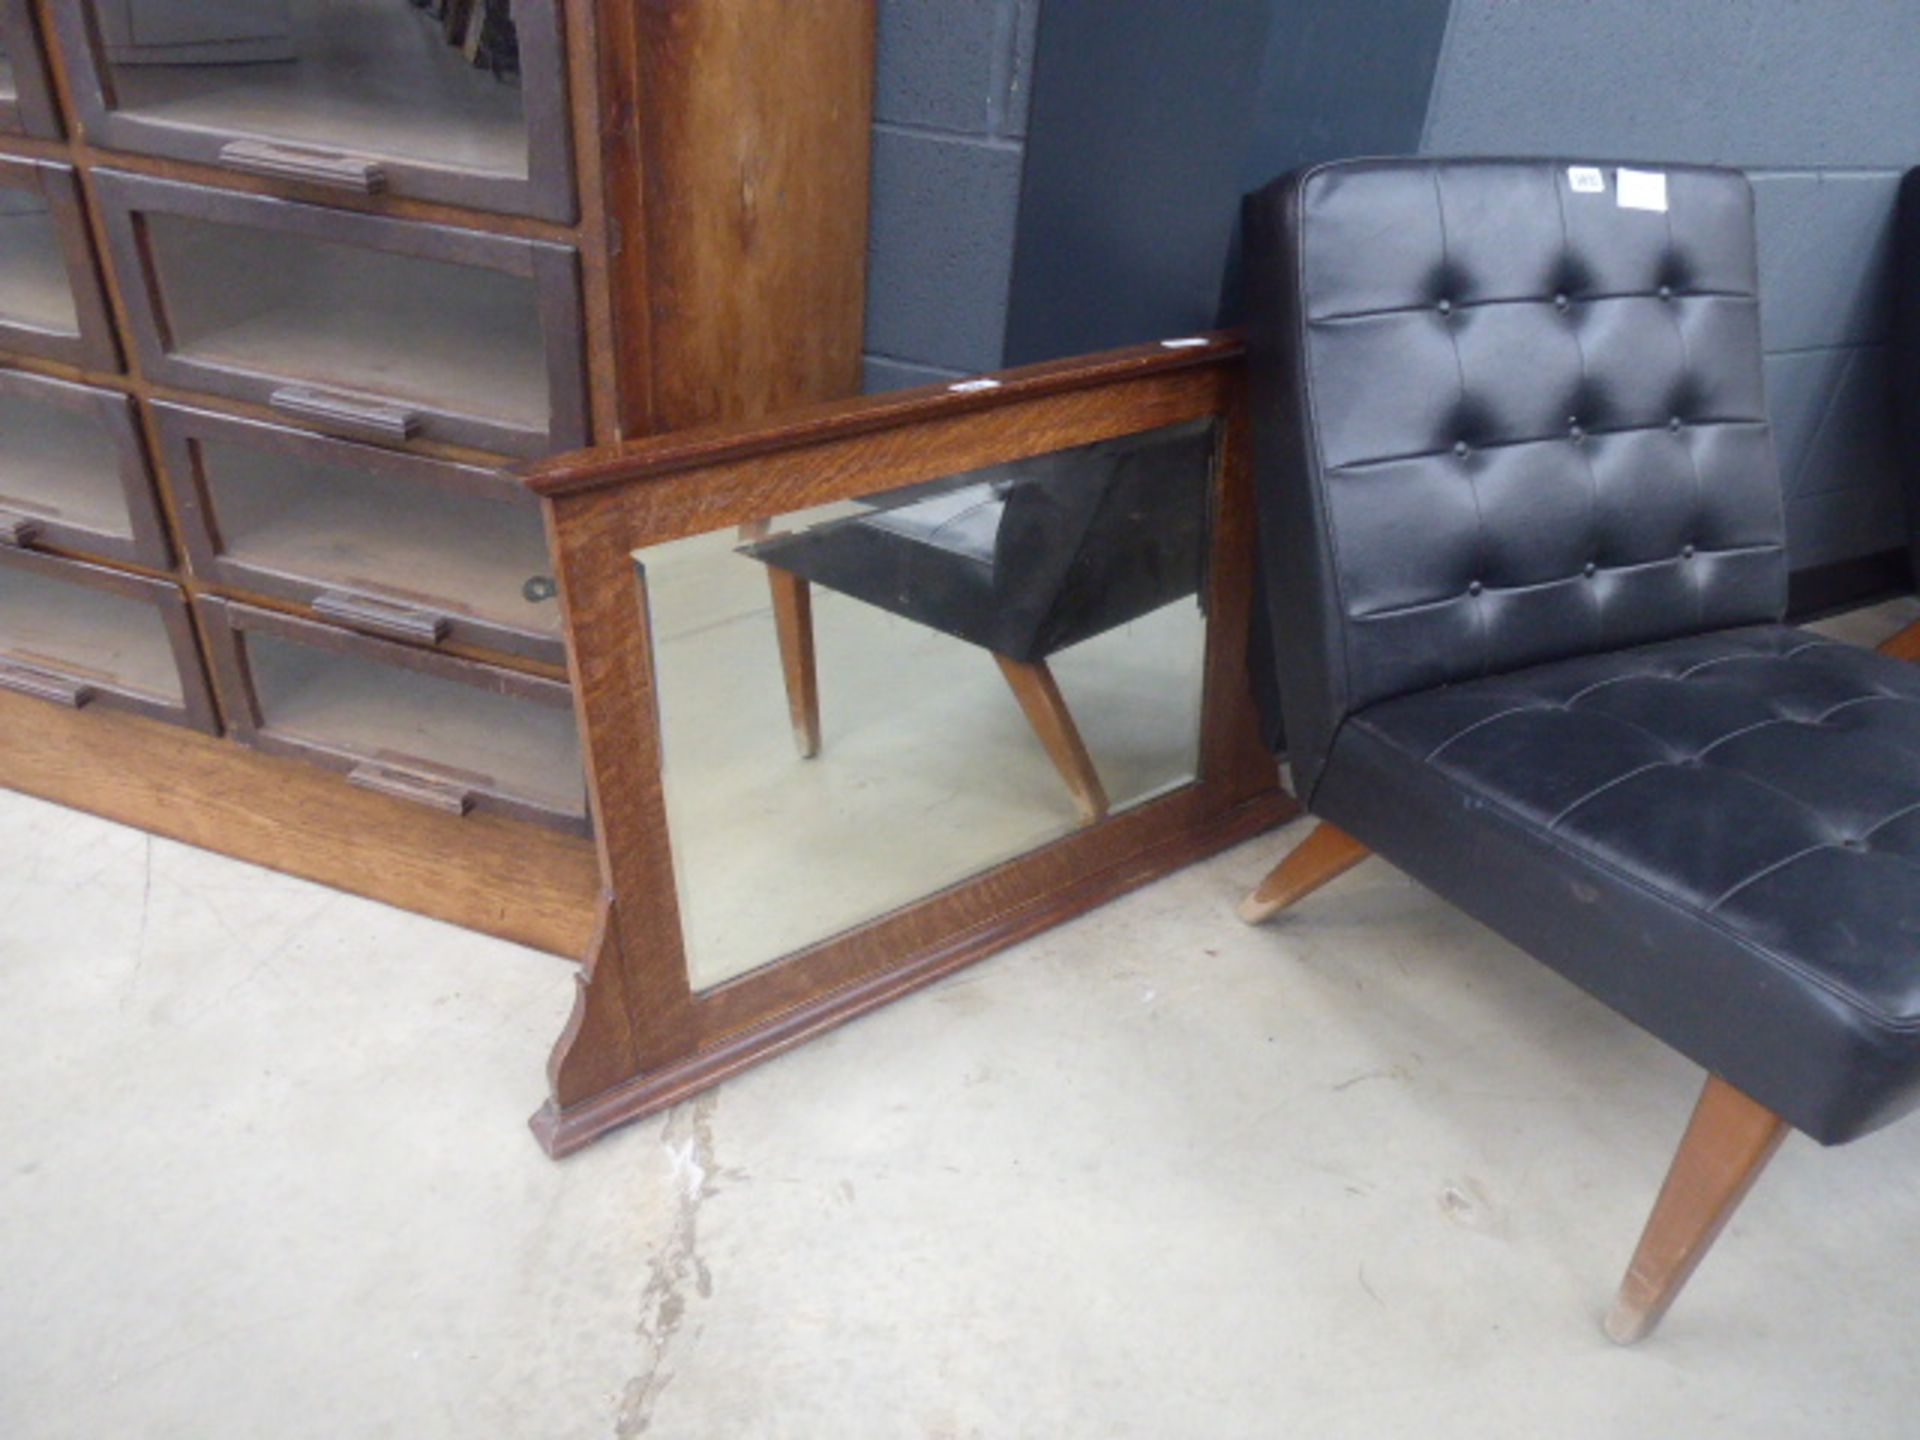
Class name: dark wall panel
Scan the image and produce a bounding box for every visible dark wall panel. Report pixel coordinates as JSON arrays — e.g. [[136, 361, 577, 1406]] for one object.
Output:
[[1002, 0, 1273, 364], [1004, 0, 1451, 364]]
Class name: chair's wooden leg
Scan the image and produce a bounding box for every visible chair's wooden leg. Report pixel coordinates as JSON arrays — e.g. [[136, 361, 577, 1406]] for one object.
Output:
[[766, 567, 820, 759], [994, 655, 1109, 824], [1236, 821, 1369, 923], [1878, 618, 1920, 661], [1604, 1073, 1791, 1344]]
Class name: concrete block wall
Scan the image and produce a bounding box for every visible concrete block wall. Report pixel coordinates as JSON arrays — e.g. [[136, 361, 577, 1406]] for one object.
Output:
[[862, 0, 1040, 392]]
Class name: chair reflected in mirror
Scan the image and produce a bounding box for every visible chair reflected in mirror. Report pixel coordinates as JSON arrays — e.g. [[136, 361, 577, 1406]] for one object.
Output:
[[737, 420, 1214, 825]]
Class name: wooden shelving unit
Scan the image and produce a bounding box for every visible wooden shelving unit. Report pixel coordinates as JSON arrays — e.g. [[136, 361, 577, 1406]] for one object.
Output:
[[0, 0, 876, 953]]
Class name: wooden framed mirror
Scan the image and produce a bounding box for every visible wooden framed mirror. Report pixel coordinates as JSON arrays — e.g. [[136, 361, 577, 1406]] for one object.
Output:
[[527, 337, 1294, 1156]]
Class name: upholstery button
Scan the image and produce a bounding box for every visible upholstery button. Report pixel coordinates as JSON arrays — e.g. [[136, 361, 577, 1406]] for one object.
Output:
[[1681, 544, 1696, 560], [1658, 284, 1674, 301], [1569, 422, 1586, 443], [1453, 440, 1470, 458], [1668, 415, 1684, 433], [1583, 561, 1598, 579], [1467, 580, 1484, 597], [1842, 837, 1867, 852], [1436, 298, 1453, 316], [1553, 292, 1571, 312]]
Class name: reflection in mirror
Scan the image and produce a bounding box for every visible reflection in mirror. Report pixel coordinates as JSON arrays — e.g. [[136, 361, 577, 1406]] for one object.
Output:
[[0, 191, 77, 337], [91, 0, 527, 178], [638, 419, 1218, 991]]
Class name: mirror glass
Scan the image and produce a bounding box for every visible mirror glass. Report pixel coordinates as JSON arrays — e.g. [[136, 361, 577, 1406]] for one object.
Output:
[[636, 419, 1218, 991], [90, 0, 529, 181]]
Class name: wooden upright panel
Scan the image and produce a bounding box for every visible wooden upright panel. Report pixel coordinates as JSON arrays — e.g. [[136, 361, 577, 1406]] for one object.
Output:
[[605, 0, 874, 433]]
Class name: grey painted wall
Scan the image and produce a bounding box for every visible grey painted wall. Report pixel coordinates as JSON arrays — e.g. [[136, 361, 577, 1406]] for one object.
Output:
[[861, 0, 1039, 392], [1422, 0, 1917, 572]]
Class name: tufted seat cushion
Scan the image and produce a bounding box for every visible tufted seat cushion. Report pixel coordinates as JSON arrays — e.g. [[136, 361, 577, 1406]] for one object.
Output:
[[1314, 624, 1920, 1144]]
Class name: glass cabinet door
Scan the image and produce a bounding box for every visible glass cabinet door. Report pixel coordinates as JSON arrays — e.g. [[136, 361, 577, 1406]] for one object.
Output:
[[160, 403, 562, 662], [199, 598, 587, 833], [55, 1, 574, 220], [97, 171, 587, 458], [0, 0, 61, 138], [0, 159, 120, 372]]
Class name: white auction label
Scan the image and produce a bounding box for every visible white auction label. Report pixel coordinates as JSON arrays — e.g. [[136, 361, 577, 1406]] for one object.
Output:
[[1616, 167, 1669, 212]]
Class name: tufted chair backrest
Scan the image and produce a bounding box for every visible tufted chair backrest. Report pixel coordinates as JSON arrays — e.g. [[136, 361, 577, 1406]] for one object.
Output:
[[1243, 158, 1787, 803]]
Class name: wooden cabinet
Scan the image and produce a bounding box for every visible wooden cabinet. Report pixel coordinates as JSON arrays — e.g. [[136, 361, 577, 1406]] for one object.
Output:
[[0, 0, 876, 956]]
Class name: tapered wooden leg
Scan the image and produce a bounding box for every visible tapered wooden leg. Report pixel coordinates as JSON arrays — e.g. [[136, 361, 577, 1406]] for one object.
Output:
[[994, 655, 1108, 824], [766, 567, 820, 759], [1236, 821, 1369, 923], [1604, 1073, 1790, 1344], [1878, 618, 1920, 661]]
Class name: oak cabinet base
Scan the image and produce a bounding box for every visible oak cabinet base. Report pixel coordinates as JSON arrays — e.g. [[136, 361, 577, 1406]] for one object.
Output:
[[0, 686, 599, 956]]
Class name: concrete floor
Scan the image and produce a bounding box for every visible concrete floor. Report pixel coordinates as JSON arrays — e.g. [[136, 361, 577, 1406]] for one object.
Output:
[[4, 600, 1920, 1438]]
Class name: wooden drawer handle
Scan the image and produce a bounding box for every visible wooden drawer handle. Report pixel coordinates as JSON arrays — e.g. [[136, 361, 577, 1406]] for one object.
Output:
[[348, 761, 474, 817], [0, 512, 41, 548], [0, 662, 94, 709], [269, 386, 422, 442], [219, 139, 387, 194], [313, 590, 450, 646]]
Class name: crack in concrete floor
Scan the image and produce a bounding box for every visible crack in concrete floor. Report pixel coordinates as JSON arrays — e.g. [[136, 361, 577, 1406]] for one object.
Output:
[[615, 1094, 721, 1438]]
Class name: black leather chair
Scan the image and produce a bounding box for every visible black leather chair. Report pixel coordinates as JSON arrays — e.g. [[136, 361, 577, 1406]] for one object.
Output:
[[1886, 167, 1920, 661], [740, 420, 1212, 822], [1240, 157, 1920, 1342]]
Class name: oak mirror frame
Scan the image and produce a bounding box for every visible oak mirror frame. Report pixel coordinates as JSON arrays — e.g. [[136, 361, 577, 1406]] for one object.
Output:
[[526, 338, 1294, 1157]]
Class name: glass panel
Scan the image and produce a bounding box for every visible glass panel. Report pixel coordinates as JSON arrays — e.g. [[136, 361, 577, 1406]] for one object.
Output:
[[92, 0, 531, 182], [143, 212, 547, 429], [246, 629, 582, 816], [199, 436, 557, 636], [0, 565, 181, 701], [0, 191, 78, 336], [638, 419, 1216, 991], [0, 390, 132, 538]]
